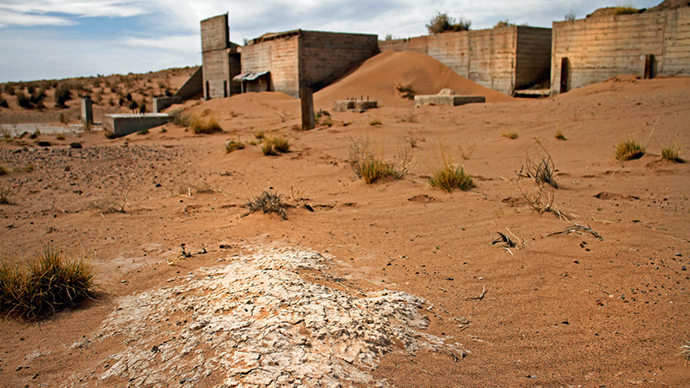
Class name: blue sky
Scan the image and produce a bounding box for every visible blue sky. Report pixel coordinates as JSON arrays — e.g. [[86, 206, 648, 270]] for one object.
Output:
[[0, 0, 662, 82]]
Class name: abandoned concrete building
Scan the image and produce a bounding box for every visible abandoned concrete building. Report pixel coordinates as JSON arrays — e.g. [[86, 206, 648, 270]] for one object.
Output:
[[201, 13, 241, 99], [379, 26, 552, 96], [237, 30, 379, 98], [551, 6, 690, 94]]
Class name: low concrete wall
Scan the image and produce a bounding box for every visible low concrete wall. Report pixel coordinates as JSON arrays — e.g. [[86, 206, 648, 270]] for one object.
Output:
[[414, 95, 485, 108], [153, 97, 181, 113], [103, 114, 169, 137], [333, 100, 378, 112]]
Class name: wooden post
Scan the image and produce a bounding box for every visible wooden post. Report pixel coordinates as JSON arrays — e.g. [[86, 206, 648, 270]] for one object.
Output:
[[559, 57, 569, 94], [300, 86, 314, 131], [643, 54, 654, 79]]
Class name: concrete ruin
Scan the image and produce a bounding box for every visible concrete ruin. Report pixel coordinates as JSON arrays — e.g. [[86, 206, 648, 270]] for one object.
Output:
[[414, 89, 486, 108], [200, 14, 241, 99], [103, 114, 169, 137], [551, 6, 690, 94], [333, 99, 378, 112], [238, 30, 379, 97], [81, 98, 93, 124], [380, 26, 552, 96]]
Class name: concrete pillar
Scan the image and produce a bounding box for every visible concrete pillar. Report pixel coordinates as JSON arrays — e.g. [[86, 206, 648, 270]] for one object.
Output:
[[81, 97, 93, 124], [300, 87, 315, 131]]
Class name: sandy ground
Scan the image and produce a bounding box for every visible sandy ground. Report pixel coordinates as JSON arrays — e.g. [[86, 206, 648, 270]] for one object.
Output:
[[0, 51, 689, 387]]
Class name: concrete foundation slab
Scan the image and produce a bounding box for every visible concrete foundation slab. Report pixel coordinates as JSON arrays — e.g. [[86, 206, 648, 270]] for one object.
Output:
[[103, 114, 170, 137], [333, 100, 378, 112], [414, 95, 485, 108]]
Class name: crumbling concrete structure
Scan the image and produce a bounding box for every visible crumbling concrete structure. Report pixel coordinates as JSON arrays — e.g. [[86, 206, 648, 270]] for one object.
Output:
[[201, 14, 241, 99], [238, 30, 379, 97], [380, 26, 552, 96], [551, 7, 690, 94]]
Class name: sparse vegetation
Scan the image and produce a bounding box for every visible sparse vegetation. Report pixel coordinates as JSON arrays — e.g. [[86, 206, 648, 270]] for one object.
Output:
[[0, 165, 6, 175], [396, 83, 416, 99], [428, 162, 475, 192], [0, 245, 94, 319], [225, 140, 245, 153], [615, 137, 645, 160], [349, 140, 414, 184], [554, 128, 567, 140], [254, 131, 265, 140], [169, 109, 191, 127], [613, 6, 640, 16], [565, 10, 576, 21], [54, 84, 71, 107], [245, 190, 289, 219], [137, 128, 149, 135], [0, 183, 11, 204], [261, 136, 290, 155], [494, 19, 516, 28], [16, 92, 33, 109], [502, 130, 519, 139], [190, 114, 222, 134], [426, 12, 471, 34], [661, 142, 682, 162], [369, 119, 382, 126]]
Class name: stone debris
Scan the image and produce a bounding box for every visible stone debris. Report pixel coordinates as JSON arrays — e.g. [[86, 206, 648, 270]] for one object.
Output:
[[85, 248, 466, 387]]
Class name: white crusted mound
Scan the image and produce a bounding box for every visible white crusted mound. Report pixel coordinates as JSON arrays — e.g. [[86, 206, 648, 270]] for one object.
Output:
[[89, 249, 466, 387]]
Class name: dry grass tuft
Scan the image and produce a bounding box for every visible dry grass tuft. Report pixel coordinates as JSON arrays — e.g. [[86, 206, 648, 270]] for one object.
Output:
[[661, 142, 682, 163], [502, 130, 519, 140], [262, 136, 290, 156], [0, 245, 94, 319], [682, 342, 690, 361], [245, 190, 289, 219], [554, 128, 567, 140], [349, 140, 414, 184], [615, 137, 645, 161], [0, 183, 12, 204], [428, 162, 475, 192], [190, 114, 222, 134], [225, 140, 245, 153]]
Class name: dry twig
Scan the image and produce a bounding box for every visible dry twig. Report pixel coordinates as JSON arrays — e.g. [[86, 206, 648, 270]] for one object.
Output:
[[547, 224, 603, 240]]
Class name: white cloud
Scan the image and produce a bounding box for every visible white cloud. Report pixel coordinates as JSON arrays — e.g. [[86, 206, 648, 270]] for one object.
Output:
[[122, 35, 200, 54], [0, 8, 75, 27], [0, 0, 148, 19]]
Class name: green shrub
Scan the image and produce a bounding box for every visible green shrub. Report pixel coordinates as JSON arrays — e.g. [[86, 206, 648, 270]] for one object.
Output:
[[615, 137, 645, 160], [137, 128, 149, 135], [0, 245, 94, 319], [190, 115, 222, 134], [225, 140, 245, 153], [428, 163, 475, 192], [245, 190, 289, 219], [661, 143, 682, 163]]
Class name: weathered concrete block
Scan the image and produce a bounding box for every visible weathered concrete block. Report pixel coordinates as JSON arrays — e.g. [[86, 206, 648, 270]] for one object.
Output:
[[333, 100, 378, 112], [153, 97, 181, 113], [414, 95, 485, 108], [103, 114, 169, 137]]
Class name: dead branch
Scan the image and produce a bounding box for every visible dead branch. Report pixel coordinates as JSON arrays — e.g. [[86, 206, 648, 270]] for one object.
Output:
[[547, 224, 603, 241], [465, 286, 487, 301], [492, 232, 516, 248]]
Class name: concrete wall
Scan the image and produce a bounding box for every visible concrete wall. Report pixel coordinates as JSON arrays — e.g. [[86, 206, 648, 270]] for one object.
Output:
[[200, 14, 241, 99], [241, 30, 378, 98], [241, 32, 300, 97], [174, 66, 203, 101], [551, 7, 690, 94], [379, 26, 552, 95], [300, 31, 379, 90]]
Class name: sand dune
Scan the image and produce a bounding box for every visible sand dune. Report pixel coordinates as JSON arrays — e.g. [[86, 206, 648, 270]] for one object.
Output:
[[315, 50, 513, 109]]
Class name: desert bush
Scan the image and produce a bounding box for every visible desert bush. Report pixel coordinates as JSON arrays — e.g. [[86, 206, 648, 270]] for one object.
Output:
[[426, 12, 471, 34], [396, 83, 416, 99], [0, 245, 94, 319], [349, 140, 413, 184], [428, 162, 474, 192], [126, 92, 132, 101], [494, 19, 516, 28], [262, 142, 278, 156], [225, 140, 245, 153], [271, 136, 290, 153], [524, 142, 558, 188], [54, 84, 71, 107], [245, 190, 289, 219], [169, 109, 191, 127], [661, 143, 682, 162], [0, 97, 8, 108], [615, 137, 645, 160], [16, 92, 33, 109], [369, 119, 382, 126], [190, 115, 222, 134], [137, 128, 149, 135]]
